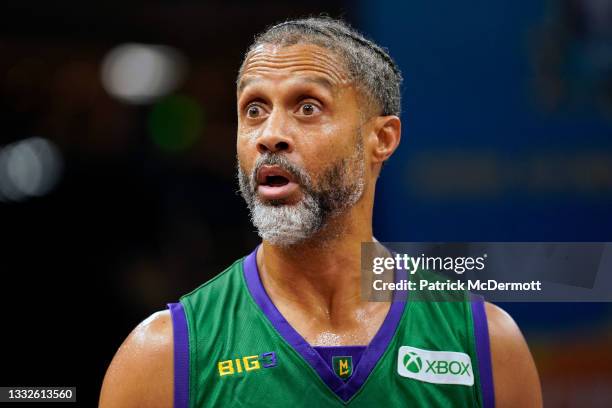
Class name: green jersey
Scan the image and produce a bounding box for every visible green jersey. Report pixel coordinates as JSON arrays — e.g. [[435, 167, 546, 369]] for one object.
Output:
[[168, 247, 494, 407]]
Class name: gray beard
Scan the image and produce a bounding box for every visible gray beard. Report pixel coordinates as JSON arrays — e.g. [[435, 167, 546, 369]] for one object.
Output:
[[237, 136, 365, 247]]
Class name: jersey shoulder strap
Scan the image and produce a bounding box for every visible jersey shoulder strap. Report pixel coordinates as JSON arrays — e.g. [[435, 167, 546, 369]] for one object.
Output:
[[168, 256, 248, 408]]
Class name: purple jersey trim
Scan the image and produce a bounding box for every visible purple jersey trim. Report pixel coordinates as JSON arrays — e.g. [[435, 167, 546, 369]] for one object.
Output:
[[243, 246, 406, 402], [168, 302, 189, 408], [470, 294, 495, 408]]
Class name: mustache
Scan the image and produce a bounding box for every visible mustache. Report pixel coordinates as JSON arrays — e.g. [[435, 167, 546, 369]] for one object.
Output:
[[250, 153, 311, 190]]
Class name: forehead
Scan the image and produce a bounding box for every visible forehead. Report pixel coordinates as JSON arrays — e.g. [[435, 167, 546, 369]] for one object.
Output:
[[238, 43, 352, 93]]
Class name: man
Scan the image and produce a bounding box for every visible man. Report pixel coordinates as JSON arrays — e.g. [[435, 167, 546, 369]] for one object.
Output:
[[100, 17, 542, 407]]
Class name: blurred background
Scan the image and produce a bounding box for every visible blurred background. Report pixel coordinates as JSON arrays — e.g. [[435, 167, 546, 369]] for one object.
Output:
[[0, 0, 610, 406]]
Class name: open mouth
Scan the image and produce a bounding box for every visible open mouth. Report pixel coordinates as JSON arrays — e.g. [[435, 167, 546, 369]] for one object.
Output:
[[256, 165, 299, 201], [263, 174, 290, 187]]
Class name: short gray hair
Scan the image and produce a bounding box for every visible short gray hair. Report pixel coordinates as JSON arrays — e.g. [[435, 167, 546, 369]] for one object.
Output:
[[238, 16, 403, 117]]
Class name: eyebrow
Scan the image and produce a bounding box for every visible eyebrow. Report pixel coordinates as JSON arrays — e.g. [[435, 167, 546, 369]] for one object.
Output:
[[238, 75, 335, 94], [237, 77, 258, 94]]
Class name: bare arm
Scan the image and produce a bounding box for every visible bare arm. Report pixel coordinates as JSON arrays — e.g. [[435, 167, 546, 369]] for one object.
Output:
[[485, 302, 542, 408], [99, 310, 173, 408]]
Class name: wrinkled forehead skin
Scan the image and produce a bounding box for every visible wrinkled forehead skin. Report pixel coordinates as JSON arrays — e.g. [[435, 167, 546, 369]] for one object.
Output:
[[237, 43, 356, 98]]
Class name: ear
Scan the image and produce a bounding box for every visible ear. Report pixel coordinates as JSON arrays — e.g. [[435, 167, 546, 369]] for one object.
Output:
[[370, 115, 401, 164]]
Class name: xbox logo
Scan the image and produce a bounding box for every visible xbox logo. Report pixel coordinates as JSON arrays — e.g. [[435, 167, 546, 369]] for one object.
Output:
[[397, 346, 474, 386], [403, 351, 422, 373]]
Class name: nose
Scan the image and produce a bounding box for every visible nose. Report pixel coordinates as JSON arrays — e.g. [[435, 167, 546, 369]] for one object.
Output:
[[256, 111, 294, 154]]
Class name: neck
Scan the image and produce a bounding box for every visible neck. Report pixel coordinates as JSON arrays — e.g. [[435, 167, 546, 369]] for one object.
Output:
[[256, 202, 374, 322]]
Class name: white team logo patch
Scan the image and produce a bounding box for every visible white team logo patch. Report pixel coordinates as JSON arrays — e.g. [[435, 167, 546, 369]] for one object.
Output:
[[397, 345, 474, 386]]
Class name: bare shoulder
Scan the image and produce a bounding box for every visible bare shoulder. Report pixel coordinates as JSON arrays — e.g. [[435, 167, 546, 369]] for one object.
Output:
[[484, 302, 542, 408], [99, 310, 173, 408]]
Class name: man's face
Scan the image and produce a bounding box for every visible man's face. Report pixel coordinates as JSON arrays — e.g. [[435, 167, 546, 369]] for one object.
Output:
[[236, 43, 369, 246]]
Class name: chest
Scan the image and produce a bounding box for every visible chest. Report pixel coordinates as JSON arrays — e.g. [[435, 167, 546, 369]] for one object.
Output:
[[274, 300, 391, 346]]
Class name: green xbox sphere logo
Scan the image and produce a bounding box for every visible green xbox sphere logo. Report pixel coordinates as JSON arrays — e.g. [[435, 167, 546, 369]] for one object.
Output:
[[403, 351, 422, 373]]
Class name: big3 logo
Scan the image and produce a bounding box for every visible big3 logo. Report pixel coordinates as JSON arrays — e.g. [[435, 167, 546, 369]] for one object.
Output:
[[218, 352, 277, 377]]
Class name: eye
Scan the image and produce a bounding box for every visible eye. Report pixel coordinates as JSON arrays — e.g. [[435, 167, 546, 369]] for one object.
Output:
[[299, 102, 320, 116], [246, 104, 263, 118]]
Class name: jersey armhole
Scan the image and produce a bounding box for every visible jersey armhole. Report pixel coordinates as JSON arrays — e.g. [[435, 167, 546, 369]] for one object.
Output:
[[470, 294, 495, 408], [168, 302, 190, 408]]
